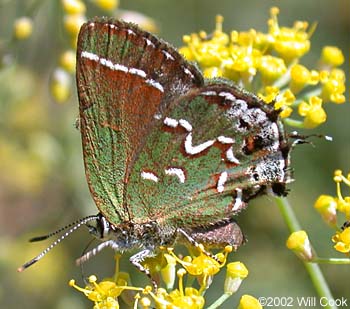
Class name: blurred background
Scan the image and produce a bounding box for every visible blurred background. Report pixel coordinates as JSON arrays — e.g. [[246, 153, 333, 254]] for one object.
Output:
[[0, 0, 349, 308]]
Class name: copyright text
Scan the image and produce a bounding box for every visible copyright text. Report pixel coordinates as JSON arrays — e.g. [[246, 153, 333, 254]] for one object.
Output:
[[258, 296, 348, 307]]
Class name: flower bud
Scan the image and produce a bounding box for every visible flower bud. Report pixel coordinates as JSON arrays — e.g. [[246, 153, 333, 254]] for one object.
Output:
[[224, 262, 248, 294], [286, 230, 315, 261], [314, 195, 337, 227], [238, 294, 262, 309]]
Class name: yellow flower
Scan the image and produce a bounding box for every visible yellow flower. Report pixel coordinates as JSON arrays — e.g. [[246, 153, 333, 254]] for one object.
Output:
[[160, 253, 177, 289], [203, 66, 224, 78], [258, 55, 287, 84], [70, 247, 238, 308], [226, 44, 260, 72], [274, 89, 295, 118], [258, 86, 279, 104], [50, 68, 72, 103], [259, 87, 295, 118], [183, 250, 221, 277], [186, 23, 229, 69], [333, 169, 350, 218], [70, 255, 146, 308], [63, 14, 86, 36], [59, 50, 76, 73], [290, 64, 319, 93], [139, 296, 152, 308], [180, 7, 346, 129], [314, 195, 337, 227], [224, 261, 248, 294], [93, 0, 119, 11], [69, 276, 125, 308], [268, 7, 311, 62], [238, 294, 262, 309], [174, 245, 231, 286], [180, 15, 262, 83], [141, 250, 176, 290], [336, 198, 350, 219], [166, 246, 225, 292], [164, 285, 205, 309], [234, 29, 268, 51], [286, 230, 314, 261], [321, 46, 345, 67], [333, 169, 343, 182], [298, 96, 326, 128], [151, 269, 205, 309], [320, 69, 346, 104], [332, 225, 350, 254], [61, 0, 86, 14], [13, 17, 33, 40], [179, 45, 195, 61]]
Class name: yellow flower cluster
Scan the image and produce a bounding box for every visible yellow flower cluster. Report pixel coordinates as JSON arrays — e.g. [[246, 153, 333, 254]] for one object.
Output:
[[314, 170, 350, 254], [179, 7, 346, 129], [49, 0, 120, 103], [70, 247, 259, 308], [69, 275, 133, 309]]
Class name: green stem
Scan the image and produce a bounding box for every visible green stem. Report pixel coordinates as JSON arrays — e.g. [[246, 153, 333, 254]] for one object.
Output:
[[206, 293, 232, 309], [283, 118, 304, 128], [302, 87, 322, 100], [272, 60, 297, 89], [313, 257, 350, 265], [275, 196, 301, 231], [274, 197, 337, 309]]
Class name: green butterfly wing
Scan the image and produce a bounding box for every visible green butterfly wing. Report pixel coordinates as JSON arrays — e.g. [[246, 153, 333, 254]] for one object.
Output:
[[76, 18, 203, 225], [126, 83, 290, 228]]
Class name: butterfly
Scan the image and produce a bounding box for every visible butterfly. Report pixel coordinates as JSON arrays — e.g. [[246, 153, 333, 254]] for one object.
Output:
[[19, 18, 291, 283]]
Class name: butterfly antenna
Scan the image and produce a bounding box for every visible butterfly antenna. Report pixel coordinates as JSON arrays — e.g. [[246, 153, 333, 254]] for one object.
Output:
[[289, 131, 333, 147], [17, 215, 100, 272], [29, 216, 99, 242]]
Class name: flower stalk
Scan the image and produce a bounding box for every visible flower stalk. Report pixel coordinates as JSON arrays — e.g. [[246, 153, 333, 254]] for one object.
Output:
[[275, 196, 336, 309]]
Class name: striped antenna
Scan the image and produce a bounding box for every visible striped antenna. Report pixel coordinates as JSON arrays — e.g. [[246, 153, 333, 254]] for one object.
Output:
[[29, 216, 101, 242], [289, 131, 333, 147], [17, 215, 100, 272]]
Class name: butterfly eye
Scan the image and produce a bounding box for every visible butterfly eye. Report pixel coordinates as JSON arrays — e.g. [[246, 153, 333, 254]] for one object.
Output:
[[85, 215, 109, 239]]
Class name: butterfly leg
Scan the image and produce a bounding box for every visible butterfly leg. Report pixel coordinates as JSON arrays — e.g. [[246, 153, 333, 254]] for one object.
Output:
[[130, 249, 159, 289], [177, 228, 214, 257], [76, 240, 115, 265]]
